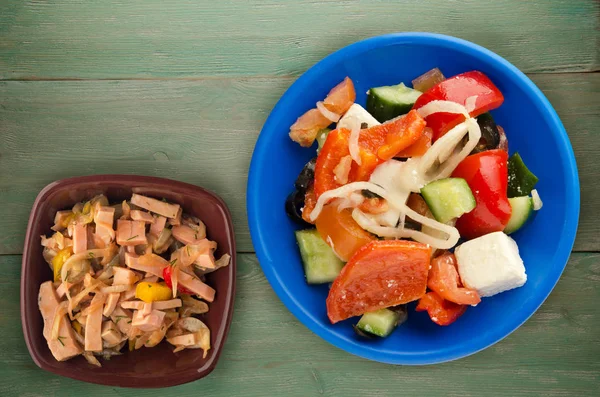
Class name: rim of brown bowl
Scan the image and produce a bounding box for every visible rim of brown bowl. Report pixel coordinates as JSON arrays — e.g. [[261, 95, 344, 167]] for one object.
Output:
[[21, 175, 236, 388]]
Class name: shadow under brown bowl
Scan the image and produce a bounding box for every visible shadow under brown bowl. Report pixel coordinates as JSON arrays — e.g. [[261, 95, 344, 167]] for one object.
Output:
[[21, 175, 236, 388]]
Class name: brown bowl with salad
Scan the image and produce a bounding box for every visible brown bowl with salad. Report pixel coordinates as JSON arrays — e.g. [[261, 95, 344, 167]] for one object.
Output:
[[21, 175, 236, 388]]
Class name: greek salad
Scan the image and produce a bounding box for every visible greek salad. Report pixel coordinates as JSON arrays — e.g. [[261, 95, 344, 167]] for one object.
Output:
[[286, 69, 542, 337]]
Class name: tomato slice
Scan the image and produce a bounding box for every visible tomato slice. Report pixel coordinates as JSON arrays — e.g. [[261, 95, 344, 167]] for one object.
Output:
[[416, 291, 467, 326], [427, 252, 480, 305], [326, 240, 431, 323], [315, 204, 375, 262], [452, 149, 511, 239], [413, 71, 504, 141], [289, 108, 332, 147], [323, 77, 356, 115]]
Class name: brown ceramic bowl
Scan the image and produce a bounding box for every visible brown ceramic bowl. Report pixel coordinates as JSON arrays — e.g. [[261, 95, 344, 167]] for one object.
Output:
[[21, 175, 236, 388]]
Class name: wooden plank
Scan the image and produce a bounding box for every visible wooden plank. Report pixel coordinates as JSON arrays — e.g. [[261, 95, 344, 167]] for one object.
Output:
[[1, 253, 598, 396], [0, 0, 598, 79], [0, 73, 598, 254]]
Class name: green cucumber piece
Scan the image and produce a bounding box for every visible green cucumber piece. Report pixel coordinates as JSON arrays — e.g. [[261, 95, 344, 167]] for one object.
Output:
[[295, 229, 344, 284], [315, 128, 331, 152], [504, 196, 534, 234], [420, 178, 476, 223], [366, 83, 422, 122], [508, 152, 539, 198], [356, 308, 403, 337]]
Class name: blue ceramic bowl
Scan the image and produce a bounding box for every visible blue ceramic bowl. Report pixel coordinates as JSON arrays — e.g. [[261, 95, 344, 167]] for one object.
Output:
[[247, 33, 579, 364]]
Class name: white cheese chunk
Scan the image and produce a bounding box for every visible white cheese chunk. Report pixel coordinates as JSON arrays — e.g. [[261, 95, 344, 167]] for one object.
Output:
[[337, 104, 380, 130], [454, 232, 527, 297]]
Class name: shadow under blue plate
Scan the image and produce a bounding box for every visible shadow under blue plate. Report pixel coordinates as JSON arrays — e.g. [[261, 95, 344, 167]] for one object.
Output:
[[247, 33, 579, 364]]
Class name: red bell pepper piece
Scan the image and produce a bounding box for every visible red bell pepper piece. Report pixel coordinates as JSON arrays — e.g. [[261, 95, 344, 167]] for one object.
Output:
[[163, 266, 193, 295], [314, 111, 426, 198], [451, 149, 512, 239], [427, 252, 480, 305], [413, 71, 504, 141], [326, 240, 431, 323], [416, 291, 467, 326]]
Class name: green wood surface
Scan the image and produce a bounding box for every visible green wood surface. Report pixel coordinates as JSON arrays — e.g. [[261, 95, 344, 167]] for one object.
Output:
[[1, 0, 599, 395], [0, 253, 599, 396]]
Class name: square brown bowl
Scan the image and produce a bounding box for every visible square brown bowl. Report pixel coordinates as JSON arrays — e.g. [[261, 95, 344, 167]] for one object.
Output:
[[21, 175, 236, 388]]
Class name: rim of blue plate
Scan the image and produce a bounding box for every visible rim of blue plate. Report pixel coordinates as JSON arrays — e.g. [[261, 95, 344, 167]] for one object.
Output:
[[247, 32, 580, 365]]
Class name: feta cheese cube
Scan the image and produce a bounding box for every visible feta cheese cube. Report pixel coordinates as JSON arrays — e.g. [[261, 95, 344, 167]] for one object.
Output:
[[337, 104, 380, 130], [454, 232, 527, 297]]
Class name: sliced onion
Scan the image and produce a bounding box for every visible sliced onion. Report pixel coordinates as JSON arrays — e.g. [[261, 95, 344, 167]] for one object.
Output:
[[464, 95, 478, 113], [335, 193, 364, 212], [51, 301, 68, 340], [416, 100, 469, 119], [83, 352, 102, 367], [316, 101, 341, 123], [531, 189, 543, 210], [347, 116, 362, 165], [171, 264, 179, 299], [418, 118, 481, 183], [309, 182, 391, 222]]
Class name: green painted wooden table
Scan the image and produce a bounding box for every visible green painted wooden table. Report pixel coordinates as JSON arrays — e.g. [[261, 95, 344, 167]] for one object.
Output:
[[1, 1, 598, 395]]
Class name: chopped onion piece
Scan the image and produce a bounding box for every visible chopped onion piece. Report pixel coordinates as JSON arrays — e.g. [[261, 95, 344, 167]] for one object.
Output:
[[531, 189, 543, 210], [465, 95, 478, 113], [309, 182, 391, 222], [347, 116, 362, 165], [83, 352, 102, 367], [416, 100, 469, 119], [51, 301, 68, 341], [316, 101, 341, 123]]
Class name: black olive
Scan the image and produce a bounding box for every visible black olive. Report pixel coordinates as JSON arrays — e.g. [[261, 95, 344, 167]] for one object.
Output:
[[360, 189, 383, 199], [285, 190, 309, 224], [294, 157, 317, 192], [388, 304, 409, 326], [360, 122, 369, 129], [471, 113, 501, 154]]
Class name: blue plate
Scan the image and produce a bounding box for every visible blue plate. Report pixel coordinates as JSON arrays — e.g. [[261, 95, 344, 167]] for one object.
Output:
[[247, 33, 579, 364]]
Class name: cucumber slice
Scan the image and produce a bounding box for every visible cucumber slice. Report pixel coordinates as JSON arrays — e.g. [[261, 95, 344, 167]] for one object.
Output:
[[295, 229, 344, 284], [366, 83, 422, 122], [504, 196, 534, 234], [420, 178, 476, 224], [356, 308, 404, 337], [508, 152, 539, 198]]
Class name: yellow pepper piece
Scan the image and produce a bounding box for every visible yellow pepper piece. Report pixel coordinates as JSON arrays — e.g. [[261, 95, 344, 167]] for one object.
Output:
[[52, 247, 73, 282], [72, 320, 82, 335], [135, 282, 172, 303]]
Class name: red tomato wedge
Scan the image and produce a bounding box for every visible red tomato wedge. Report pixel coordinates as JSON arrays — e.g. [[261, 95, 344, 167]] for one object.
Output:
[[315, 204, 375, 262], [323, 77, 356, 115], [427, 253, 480, 305], [289, 77, 356, 147], [326, 240, 431, 323], [289, 109, 332, 147], [413, 71, 504, 141], [314, 111, 426, 198], [452, 149, 511, 239], [416, 291, 467, 326], [163, 266, 193, 295]]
